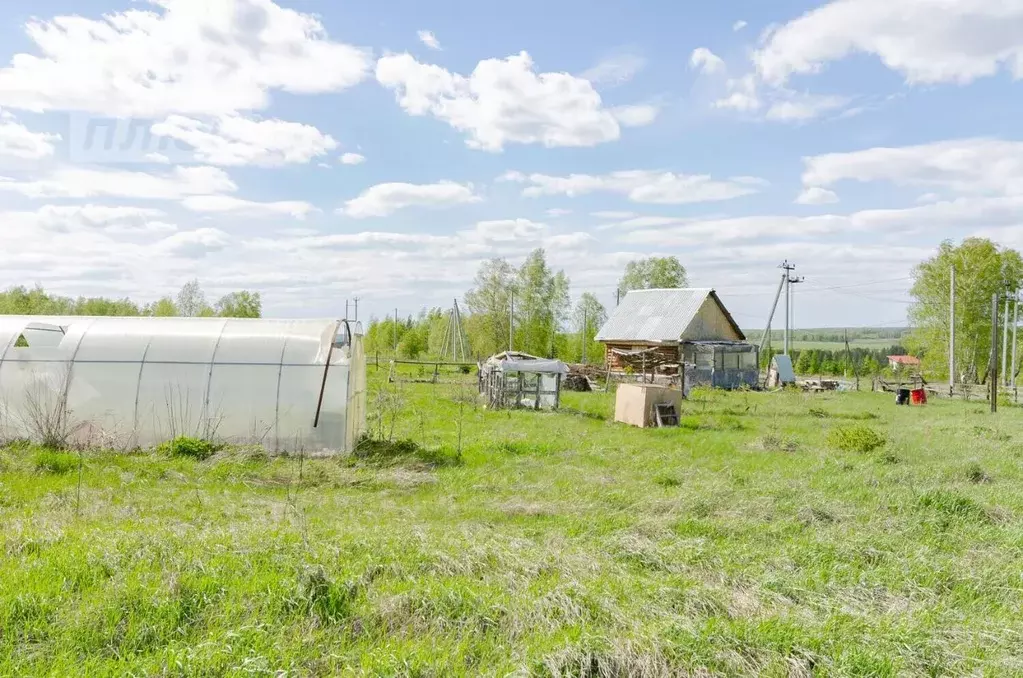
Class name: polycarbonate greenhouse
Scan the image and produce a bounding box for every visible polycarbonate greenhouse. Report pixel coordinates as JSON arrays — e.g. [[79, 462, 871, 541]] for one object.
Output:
[[0, 316, 366, 453]]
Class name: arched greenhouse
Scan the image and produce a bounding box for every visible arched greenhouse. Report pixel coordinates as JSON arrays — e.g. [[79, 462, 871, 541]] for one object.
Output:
[[0, 316, 366, 452]]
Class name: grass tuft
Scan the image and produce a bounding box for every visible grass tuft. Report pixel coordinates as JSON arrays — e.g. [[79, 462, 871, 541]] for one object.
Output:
[[33, 450, 79, 474], [156, 436, 220, 461], [353, 437, 461, 467], [827, 425, 887, 453], [918, 489, 992, 523], [965, 462, 992, 484]]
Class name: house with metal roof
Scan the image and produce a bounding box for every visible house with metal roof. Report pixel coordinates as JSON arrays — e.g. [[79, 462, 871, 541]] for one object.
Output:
[[595, 288, 758, 389]]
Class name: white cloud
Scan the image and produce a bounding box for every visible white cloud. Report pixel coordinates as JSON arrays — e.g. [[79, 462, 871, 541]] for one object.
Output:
[[801, 138, 1023, 195], [181, 195, 318, 219], [159, 228, 230, 259], [417, 30, 442, 51], [0, 109, 60, 160], [0, 0, 372, 117], [714, 75, 761, 112], [581, 53, 646, 86], [6, 204, 174, 235], [765, 93, 848, 121], [755, 0, 1023, 86], [0, 165, 235, 199], [340, 152, 366, 165], [592, 210, 637, 219], [151, 115, 338, 167], [144, 152, 170, 164], [733, 20, 748, 31], [504, 169, 764, 205], [545, 208, 572, 217], [341, 180, 481, 218], [376, 51, 652, 151], [611, 104, 660, 127], [795, 186, 840, 205], [691, 48, 726, 75], [470, 218, 548, 242]]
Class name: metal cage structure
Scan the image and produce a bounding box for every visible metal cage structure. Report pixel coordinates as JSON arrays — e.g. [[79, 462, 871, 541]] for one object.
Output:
[[0, 316, 367, 452], [681, 341, 759, 390], [478, 352, 568, 410]]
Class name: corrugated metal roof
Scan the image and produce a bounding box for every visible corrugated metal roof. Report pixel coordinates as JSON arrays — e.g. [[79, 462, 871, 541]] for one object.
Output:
[[595, 288, 716, 342]]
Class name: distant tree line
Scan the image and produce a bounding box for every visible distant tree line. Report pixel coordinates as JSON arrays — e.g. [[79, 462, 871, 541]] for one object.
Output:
[[364, 252, 686, 363], [764, 346, 908, 377], [0, 280, 262, 318]]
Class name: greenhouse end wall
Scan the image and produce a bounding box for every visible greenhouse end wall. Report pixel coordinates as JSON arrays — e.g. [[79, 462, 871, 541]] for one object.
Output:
[[0, 316, 366, 453]]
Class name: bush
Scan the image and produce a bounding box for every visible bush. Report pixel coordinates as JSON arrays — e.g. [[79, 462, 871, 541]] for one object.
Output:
[[157, 436, 220, 461], [34, 450, 80, 474], [827, 425, 887, 453]]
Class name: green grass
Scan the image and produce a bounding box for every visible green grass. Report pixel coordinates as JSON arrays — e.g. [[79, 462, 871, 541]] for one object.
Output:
[[2, 367, 1023, 675]]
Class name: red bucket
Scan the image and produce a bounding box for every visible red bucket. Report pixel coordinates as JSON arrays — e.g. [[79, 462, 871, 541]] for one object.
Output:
[[910, 388, 927, 405]]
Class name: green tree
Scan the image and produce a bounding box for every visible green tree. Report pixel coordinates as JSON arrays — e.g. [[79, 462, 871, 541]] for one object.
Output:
[[148, 298, 179, 317], [515, 249, 570, 357], [216, 291, 262, 318], [909, 238, 1023, 383], [176, 279, 213, 318], [573, 293, 607, 363], [465, 258, 516, 357], [617, 256, 688, 297]]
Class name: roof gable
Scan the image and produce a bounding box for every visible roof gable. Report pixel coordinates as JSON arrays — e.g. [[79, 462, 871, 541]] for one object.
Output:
[[595, 288, 745, 343]]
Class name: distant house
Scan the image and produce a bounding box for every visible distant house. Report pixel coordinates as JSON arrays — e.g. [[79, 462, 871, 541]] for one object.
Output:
[[595, 288, 758, 389], [888, 355, 921, 370]]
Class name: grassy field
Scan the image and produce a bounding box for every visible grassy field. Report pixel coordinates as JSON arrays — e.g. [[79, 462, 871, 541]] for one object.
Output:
[[2, 367, 1022, 676]]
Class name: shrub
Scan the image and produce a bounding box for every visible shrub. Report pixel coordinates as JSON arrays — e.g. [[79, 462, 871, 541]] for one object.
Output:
[[34, 450, 79, 474], [158, 436, 220, 461], [827, 425, 887, 453], [918, 490, 991, 523]]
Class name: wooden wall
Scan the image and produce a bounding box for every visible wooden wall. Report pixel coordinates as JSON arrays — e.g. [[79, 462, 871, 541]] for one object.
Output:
[[681, 296, 743, 342], [603, 343, 680, 371]]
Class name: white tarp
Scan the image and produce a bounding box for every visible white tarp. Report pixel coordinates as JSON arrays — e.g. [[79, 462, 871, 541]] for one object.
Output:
[[497, 359, 569, 375]]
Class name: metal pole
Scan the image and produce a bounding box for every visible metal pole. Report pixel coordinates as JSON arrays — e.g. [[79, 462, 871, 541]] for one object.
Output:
[[345, 299, 349, 320], [353, 297, 359, 322], [394, 308, 398, 353], [759, 272, 787, 355], [582, 305, 588, 364], [509, 291, 514, 352], [1003, 295, 1011, 386], [1012, 296, 1019, 387], [784, 274, 790, 355], [990, 293, 999, 413], [949, 266, 955, 394]]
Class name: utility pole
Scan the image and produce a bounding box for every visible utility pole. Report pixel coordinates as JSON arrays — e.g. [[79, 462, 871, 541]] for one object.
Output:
[[759, 272, 787, 356], [353, 297, 359, 322], [990, 293, 999, 413], [345, 299, 349, 320], [394, 308, 398, 353], [616, 288, 621, 306], [582, 305, 588, 364], [1003, 293, 1011, 386], [845, 328, 859, 391], [780, 261, 795, 355], [509, 291, 514, 352], [949, 266, 955, 396], [1012, 295, 1019, 390]]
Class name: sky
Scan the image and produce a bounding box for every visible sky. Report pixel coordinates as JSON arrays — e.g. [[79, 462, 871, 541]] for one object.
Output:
[[0, 0, 1021, 330]]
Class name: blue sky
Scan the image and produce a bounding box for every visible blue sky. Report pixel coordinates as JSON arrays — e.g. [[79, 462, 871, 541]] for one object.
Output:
[[0, 0, 1021, 330]]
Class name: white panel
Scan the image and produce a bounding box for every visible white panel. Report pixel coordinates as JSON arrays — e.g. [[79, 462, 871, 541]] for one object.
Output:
[[135, 319, 227, 444], [206, 320, 289, 447]]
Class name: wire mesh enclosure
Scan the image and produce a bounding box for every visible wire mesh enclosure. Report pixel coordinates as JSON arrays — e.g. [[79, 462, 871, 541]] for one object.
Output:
[[478, 352, 568, 410], [681, 341, 759, 390]]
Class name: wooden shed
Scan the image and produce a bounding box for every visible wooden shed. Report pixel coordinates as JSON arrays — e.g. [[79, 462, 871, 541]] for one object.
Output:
[[595, 288, 758, 389]]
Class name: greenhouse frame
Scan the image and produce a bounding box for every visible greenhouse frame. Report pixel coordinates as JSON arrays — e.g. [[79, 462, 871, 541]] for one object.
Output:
[[0, 316, 366, 453]]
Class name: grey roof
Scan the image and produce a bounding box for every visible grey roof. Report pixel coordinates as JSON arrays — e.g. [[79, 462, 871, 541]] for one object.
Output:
[[595, 288, 744, 343]]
